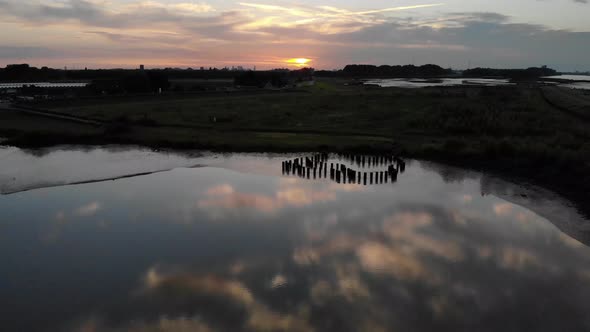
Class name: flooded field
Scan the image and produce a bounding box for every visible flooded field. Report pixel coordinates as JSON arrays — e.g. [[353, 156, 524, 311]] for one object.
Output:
[[1, 146, 589, 332], [366, 76, 590, 90], [543, 75, 590, 82], [364, 78, 513, 88], [0, 82, 89, 89]]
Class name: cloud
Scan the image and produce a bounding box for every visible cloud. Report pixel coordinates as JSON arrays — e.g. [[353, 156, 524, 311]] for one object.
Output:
[[206, 184, 236, 196], [357, 242, 430, 280], [197, 182, 338, 214], [140, 267, 313, 331], [0, 46, 61, 59], [237, 2, 445, 34], [0, 0, 215, 26], [494, 203, 513, 216], [74, 201, 102, 216], [382, 212, 465, 262], [0, 1, 589, 69]]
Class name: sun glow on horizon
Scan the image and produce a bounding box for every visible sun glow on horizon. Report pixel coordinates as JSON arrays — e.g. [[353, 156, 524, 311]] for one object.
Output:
[[286, 58, 312, 67]]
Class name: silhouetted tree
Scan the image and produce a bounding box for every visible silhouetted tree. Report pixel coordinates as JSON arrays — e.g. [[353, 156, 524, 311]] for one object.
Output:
[[342, 64, 452, 77]]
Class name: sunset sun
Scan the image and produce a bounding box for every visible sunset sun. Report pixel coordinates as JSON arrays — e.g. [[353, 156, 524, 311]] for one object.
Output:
[[287, 58, 312, 67]]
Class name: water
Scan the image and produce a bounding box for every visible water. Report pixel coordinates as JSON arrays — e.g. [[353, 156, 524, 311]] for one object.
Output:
[[541, 75, 590, 90], [0, 82, 89, 89], [542, 75, 590, 81], [366, 77, 590, 90], [364, 78, 513, 88], [1, 146, 590, 332], [560, 82, 590, 90]]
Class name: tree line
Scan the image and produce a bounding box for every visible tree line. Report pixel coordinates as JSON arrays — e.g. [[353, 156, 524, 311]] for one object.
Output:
[[0, 63, 559, 90]]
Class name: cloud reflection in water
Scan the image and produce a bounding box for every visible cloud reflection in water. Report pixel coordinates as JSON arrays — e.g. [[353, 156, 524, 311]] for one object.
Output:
[[1, 156, 590, 332]]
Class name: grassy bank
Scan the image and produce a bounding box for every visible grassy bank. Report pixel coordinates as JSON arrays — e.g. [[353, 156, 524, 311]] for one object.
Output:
[[1, 80, 589, 208]]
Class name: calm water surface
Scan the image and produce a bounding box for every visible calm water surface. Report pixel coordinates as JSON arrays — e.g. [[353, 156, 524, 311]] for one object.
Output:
[[1, 146, 590, 332], [366, 76, 590, 90], [0, 82, 89, 89], [363, 78, 513, 88]]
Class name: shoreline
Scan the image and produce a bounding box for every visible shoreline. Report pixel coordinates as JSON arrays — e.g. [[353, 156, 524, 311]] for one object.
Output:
[[2, 82, 588, 218], [2, 137, 589, 221]]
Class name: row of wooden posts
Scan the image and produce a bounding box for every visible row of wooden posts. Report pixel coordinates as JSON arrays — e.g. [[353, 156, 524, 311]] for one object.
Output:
[[281, 154, 406, 185], [334, 153, 406, 169]]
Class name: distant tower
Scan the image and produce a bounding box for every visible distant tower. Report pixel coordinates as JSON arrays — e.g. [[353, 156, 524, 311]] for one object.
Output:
[[140, 64, 145, 70]]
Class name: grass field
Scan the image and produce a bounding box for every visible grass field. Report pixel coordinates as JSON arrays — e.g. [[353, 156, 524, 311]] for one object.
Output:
[[541, 86, 590, 120], [33, 80, 590, 157], [1, 79, 589, 203]]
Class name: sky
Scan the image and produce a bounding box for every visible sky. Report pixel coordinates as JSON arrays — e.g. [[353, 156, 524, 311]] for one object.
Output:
[[0, 0, 589, 70]]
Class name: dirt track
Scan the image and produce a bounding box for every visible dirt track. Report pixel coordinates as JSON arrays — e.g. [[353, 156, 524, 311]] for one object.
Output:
[[541, 86, 590, 121]]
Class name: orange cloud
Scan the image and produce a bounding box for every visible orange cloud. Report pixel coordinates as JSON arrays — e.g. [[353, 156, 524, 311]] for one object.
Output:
[[74, 202, 102, 217], [382, 212, 464, 262], [493, 203, 513, 217], [206, 184, 236, 196], [357, 242, 429, 280], [197, 183, 338, 214]]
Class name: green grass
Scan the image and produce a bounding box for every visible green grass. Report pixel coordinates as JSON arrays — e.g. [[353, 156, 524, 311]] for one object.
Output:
[[541, 86, 590, 120], [11, 81, 590, 160], [12, 81, 590, 148], [0, 110, 102, 136]]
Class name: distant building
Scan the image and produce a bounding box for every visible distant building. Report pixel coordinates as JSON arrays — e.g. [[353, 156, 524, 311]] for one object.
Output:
[[140, 65, 145, 70]]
